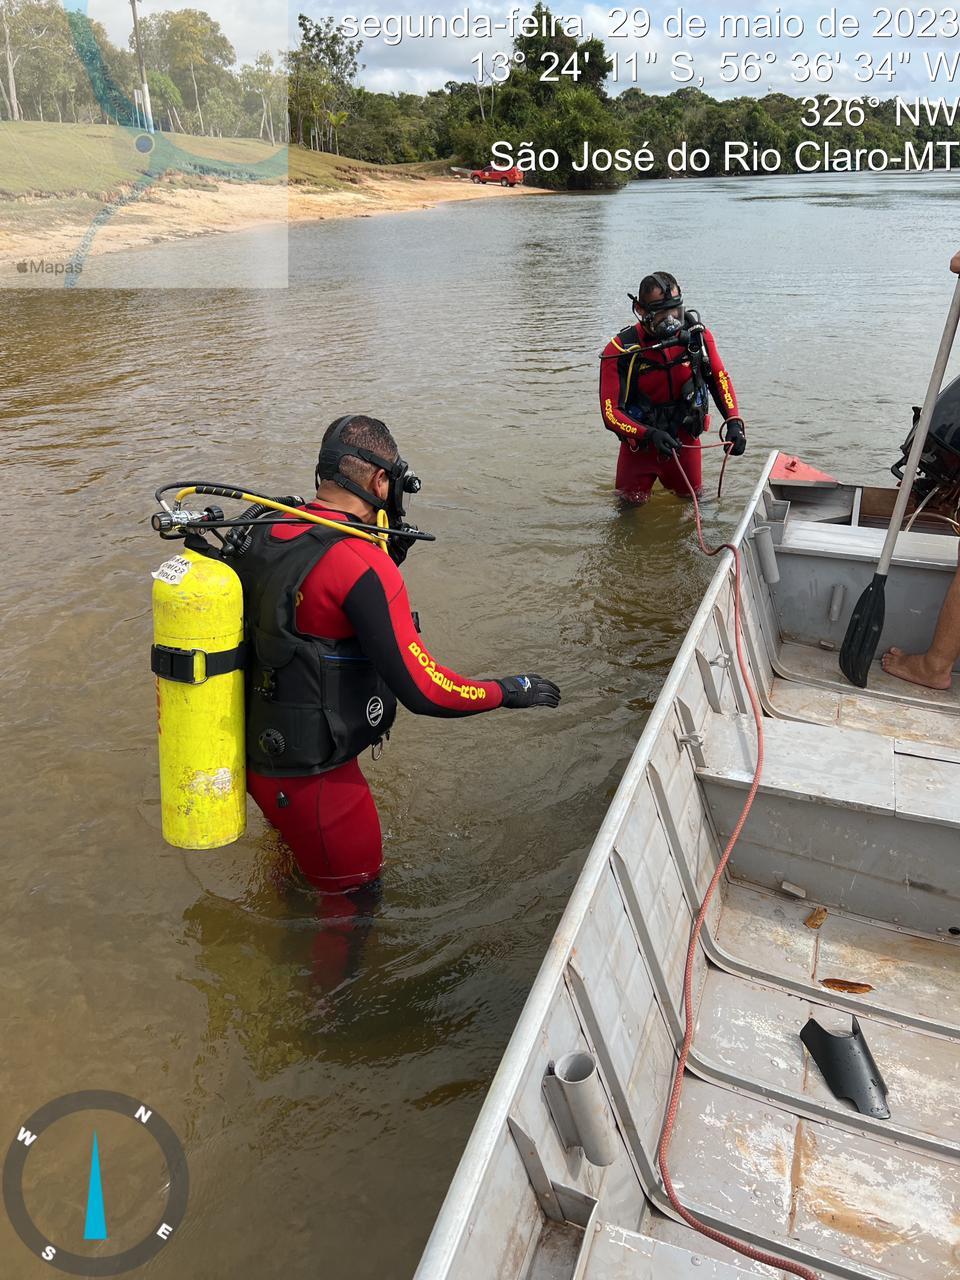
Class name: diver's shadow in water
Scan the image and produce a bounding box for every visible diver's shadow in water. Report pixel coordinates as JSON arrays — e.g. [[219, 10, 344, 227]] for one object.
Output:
[[181, 854, 385, 1081], [278, 875, 384, 995]]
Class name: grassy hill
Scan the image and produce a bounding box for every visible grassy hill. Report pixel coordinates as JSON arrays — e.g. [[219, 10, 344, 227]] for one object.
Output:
[[0, 120, 449, 198]]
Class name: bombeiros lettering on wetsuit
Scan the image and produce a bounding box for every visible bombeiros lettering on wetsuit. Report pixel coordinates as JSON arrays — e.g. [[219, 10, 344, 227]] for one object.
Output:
[[282, 505, 505, 720], [408, 641, 488, 700]]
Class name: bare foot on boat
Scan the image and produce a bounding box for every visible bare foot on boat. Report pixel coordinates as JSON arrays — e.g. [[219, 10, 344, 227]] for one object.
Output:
[[880, 647, 953, 690]]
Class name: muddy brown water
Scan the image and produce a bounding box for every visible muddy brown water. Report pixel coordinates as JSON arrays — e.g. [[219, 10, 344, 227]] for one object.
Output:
[[2, 173, 958, 1278]]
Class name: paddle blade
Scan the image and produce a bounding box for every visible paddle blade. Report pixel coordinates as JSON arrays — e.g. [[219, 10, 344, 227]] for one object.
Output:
[[839, 574, 887, 688]]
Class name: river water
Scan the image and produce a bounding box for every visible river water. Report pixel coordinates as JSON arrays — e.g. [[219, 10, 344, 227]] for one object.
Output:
[[3, 173, 959, 1278]]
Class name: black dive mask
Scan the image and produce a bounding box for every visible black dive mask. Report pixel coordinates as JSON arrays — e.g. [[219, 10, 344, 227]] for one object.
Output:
[[630, 271, 685, 339], [631, 291, 684, 338], [315, 418, 421, 525]]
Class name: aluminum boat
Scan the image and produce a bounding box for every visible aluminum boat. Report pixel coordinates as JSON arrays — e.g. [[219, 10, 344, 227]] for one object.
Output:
[[416, 450, 960, 1280]]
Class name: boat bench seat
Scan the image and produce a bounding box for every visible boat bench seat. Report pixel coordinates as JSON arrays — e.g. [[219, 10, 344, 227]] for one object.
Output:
[[697, 711, 960, 828], [780, 519, 959, 568], [695, 711, 960, 932]]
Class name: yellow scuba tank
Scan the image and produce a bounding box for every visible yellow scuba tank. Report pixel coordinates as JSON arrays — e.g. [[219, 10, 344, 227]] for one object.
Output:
[[151, 548, 246, 849]]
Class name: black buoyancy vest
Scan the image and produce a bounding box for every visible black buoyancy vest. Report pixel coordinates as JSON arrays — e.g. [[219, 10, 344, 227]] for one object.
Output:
[[235, 519, 397, 776]]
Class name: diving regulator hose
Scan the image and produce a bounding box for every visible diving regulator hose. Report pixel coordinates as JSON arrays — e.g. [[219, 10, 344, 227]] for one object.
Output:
[[152, 482, 435, 557], [656, 451, 819, 1280]]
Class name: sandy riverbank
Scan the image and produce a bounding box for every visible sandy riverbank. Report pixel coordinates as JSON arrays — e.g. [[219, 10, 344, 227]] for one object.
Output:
[[0, 172, 545, 266]]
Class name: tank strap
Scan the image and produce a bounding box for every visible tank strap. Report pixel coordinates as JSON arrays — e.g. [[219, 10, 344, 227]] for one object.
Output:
[[151, 641, 247, 685], [246, 524, 351, 640]]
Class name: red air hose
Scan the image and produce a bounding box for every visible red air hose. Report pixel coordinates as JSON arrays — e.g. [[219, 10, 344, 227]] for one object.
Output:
[[674, 438, 731, 498], [655, 451, 820, 1280]]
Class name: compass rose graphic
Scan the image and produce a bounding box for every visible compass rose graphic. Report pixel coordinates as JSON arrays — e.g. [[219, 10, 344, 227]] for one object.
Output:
[[3, 1091, 189, 1276]]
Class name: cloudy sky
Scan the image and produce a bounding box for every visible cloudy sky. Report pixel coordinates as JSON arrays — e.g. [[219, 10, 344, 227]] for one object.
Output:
[[85, 0, 949, 99]]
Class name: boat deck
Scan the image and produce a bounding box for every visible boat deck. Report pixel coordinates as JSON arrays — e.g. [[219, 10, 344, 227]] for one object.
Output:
[[770, 642, 960, 750], [652, 883, 960, 1278]]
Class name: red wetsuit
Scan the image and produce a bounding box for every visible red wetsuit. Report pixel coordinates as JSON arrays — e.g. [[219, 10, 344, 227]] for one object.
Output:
[[598, 321, 740, 503], [247, 506, 504, 893]]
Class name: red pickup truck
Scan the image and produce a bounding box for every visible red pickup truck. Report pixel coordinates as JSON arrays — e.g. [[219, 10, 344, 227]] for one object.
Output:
[[470, 163, 524, 187]]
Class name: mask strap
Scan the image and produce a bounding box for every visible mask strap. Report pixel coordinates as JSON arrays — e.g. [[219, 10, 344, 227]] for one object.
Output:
[[330, 472, 389, 511], [315, 416, 356, 491], [316, 417, 403, 512]]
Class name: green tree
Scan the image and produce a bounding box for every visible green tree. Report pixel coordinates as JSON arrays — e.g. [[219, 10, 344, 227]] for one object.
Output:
[[325, 107, 348, 154], [10, 1, 76, 122], [242, 51, 282, 144], [66, 8, 136, 125], [534, 86, 630, 188], [147, 69, 184, 131], [1, 0, 56, 120], [290, 13, 361, 151], [202, 81, 240, 136], [442, 4, 624, 189], [137, 8, 235, 135], [511, 3, 610, 105]]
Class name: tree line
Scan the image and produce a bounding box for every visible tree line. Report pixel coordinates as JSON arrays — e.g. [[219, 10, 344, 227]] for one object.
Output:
[[2, 1, 958, 190], [0, 2, 284, 140]]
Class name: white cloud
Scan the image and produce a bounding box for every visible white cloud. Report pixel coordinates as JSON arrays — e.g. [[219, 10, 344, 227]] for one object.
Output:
[[84, 0, 288, 67], [80, 0, 950, 99]]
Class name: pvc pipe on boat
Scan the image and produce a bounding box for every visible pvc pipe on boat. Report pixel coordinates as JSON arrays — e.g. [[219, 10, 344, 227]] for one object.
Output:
[[552, 1051, 617, 1167], [751, 523, 780, 585], [828, 583, 845, 623]]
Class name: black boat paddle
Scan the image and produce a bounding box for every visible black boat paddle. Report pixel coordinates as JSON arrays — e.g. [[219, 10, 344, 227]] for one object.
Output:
[[839, 275, 960, 687]]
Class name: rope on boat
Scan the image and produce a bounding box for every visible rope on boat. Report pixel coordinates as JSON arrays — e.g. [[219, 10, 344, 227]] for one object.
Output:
[[655, 448, 821, 1280]]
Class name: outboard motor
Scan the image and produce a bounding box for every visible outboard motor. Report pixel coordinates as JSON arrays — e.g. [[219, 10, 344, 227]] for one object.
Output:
[[892, 370, 960, 501]]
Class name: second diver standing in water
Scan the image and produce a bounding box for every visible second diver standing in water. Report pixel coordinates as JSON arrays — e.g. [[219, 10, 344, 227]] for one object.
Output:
[[599, 271, 747, 505]]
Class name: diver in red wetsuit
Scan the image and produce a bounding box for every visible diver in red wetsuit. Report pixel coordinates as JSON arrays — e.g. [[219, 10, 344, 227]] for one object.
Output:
[[599, 271, 747, 504], [241, 415, 561, 894]]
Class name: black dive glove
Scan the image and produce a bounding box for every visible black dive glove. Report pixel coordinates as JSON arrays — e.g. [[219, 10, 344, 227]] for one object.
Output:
[[388, 523, 420, 567], [497, 675, 561, 709], [721, 417, 747, 457], [643, 427, 680, 458]]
